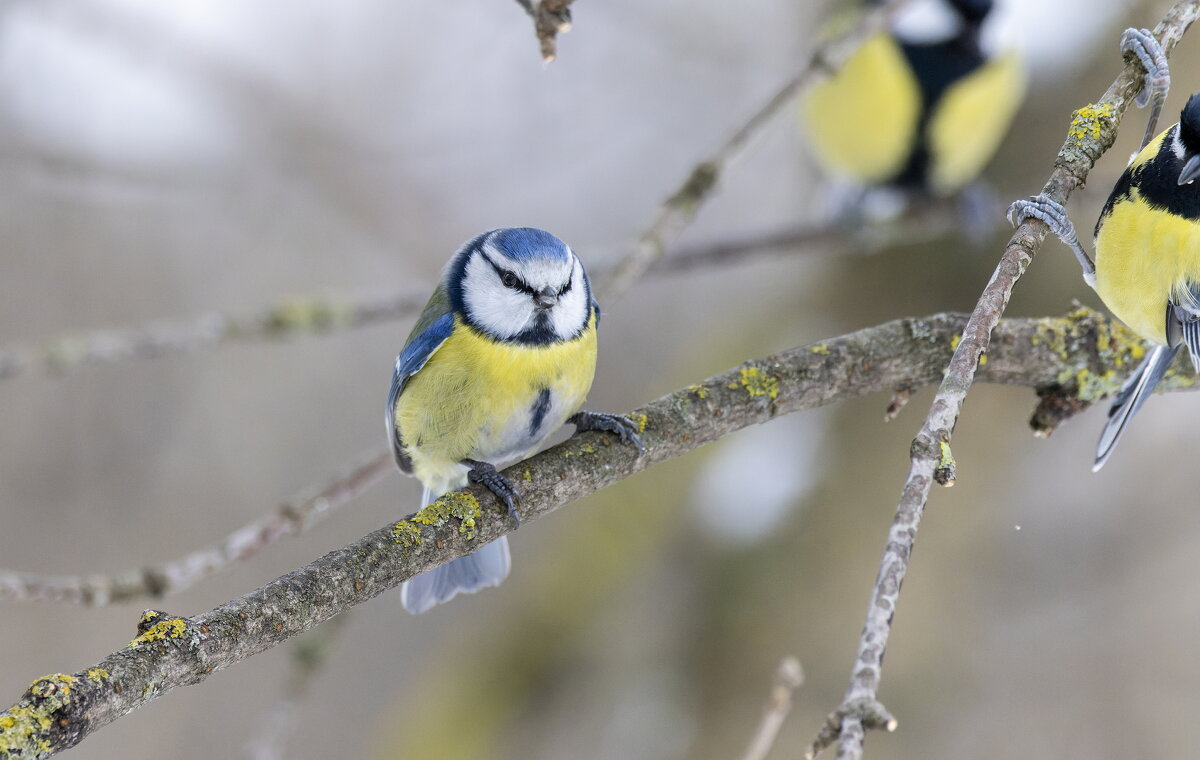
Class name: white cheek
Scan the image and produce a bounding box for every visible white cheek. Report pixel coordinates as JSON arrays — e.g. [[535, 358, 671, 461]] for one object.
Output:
[[1172, 127, 1187, 162], [462, 257, 534, 339], [550, 259, 590, 339]]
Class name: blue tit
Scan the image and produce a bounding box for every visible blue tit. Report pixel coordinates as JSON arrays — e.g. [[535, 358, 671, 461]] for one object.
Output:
[[1009, 31, 1194, 470], [387, 228, 644, 614], [801, 0, 1025, 200]]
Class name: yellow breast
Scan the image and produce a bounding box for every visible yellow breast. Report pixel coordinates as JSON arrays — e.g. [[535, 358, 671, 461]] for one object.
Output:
[[394, 314, 598, 487], [926, 50, 1025, 195], [801, 32, 922, 185], [1096, 195, 1200, 345]]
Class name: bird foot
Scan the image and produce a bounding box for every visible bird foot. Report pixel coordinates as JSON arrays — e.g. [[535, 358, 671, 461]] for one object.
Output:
[[1120, 27, 1170, 149], [569, 410, 646, 455], [1008, 195, 1096, 288], [462, 459, 521, 527]]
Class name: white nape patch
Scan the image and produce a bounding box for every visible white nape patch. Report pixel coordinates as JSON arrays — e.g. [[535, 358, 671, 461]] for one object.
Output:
[[891, 0, 961, 44], [461, 244, 590, 342], [1172, 126, 1187, 162]]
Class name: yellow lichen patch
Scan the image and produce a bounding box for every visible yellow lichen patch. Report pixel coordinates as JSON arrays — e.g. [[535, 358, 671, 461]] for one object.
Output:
[[0, 675, 78, 756], [129, 618, 189, 648], [86, 668, 110, 683], [627, 412, 648, 434], [979, 354, 988, 366], [407, 492, 484, 540], [687, 384, 709, 399], [391, 521, 423, 548], [265, 298, 352, 334], [938, 441, 956, 470], [949, 334, 961, 351], [1067, 103, 1113, 144], [521, 468, 533, 482], [809, 344, 830, 355], [739, 367, 779, 399]]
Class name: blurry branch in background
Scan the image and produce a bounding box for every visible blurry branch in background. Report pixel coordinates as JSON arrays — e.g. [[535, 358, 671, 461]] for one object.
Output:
[[245, 615, 348, 760], [0, 203, 962, 386], [738, 657, 805, 760], [1, 308, 1196, 759], [0, 451, 392, 606], [597, 0, 910, 301], [513, 0, 575, 62], [806, 5, 1200, 760]]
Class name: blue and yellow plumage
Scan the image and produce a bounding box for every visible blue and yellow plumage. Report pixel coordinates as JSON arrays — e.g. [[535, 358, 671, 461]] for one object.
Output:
[[1009, 29, 1200, 469], [801, 0, 1025, 203], [387, 228, 641, 614]]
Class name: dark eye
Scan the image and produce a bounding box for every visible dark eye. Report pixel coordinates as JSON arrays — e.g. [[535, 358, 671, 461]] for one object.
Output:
[[558, 275, 573, 296], [501, 271, 518, 288]]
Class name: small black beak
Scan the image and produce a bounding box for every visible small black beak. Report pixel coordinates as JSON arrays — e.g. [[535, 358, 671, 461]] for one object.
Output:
[[533, 287, 557, 310], [1179, 154, 1200, 186]]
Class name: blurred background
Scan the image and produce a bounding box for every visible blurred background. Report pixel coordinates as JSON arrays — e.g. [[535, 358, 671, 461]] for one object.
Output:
[[4, 0, 1200, 757]]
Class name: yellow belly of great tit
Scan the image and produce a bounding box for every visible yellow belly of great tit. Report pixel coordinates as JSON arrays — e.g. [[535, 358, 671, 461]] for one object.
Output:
[[394, 314, 598, 492], [1095, 132, 1200, 345], [801, 30, 1024, 195]]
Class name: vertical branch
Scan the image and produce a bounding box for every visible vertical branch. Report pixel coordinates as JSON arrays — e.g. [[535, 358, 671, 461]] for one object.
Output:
[[807, 4, 1200, 758]]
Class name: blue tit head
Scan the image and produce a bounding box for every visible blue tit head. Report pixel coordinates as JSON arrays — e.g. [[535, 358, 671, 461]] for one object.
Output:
[[1178, 93, 1200, 185], [446, 227, 592, 345]]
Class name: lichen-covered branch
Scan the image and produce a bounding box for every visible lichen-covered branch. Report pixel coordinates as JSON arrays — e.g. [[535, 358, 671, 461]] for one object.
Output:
[[597, 0, 910, 300], [1, 308, 1194, 758], [0, 306, 1191, 610], [809, 5, 1200, 759], [0, 451, 393, 605], [514, 0, 576, 62]]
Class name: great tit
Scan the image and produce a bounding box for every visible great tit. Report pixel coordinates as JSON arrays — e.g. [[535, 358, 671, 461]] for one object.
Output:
[[1009, 29, 1191, 470], [801, 0, 1025, 206], [387, 228, 643, 614]]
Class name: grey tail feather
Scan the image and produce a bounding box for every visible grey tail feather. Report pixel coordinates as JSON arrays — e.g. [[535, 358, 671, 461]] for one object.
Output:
[[1094, 344, 1179, 471], [400, 484, 512, 615]]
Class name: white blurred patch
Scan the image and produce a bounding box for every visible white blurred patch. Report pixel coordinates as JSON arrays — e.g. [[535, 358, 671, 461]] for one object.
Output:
[[983, 0, 1125, 72], [891, 0, 961, 44], [0, 3, 233, 168], [693, 410, 827, 545]]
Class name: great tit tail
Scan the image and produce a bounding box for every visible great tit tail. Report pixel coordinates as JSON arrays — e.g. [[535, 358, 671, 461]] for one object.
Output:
[[400, 485, 512, 615], [1094, 344, 1179, 471]]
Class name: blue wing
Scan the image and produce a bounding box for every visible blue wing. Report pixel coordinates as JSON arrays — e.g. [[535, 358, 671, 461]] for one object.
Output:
[[387, 312, 455, 472]]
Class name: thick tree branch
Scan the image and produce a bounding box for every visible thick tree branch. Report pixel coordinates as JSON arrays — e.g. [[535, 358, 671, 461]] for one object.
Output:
[[1, 308, 1195, 757], [809, 5, 1200, 759], [0, 306, 1192, 609]]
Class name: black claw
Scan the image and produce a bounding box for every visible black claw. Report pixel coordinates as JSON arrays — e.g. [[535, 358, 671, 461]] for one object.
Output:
[[569, 410, 646, 455], [463, 459, 521, 527]]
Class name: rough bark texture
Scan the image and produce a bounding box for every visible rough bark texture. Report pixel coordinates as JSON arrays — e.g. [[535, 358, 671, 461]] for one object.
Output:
[[1, 309, 1194, 758]]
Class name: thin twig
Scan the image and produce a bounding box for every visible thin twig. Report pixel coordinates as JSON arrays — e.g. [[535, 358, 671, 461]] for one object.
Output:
[[0, 206, 961, 386], [738, 657, 804, 760], [513, 0, 575, 62], [0, 307, 1191, 608], [805, 5, 1200, 759], [596, 0, 910, 301], [0, 450, 393, 605]]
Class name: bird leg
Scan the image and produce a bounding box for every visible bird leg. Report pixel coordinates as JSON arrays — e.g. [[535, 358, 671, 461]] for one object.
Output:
[[1120, 27, 1170, 151], [462, 458, 521, 526], [1008, 195, 1097, 289], [569, 410, 646, 455]]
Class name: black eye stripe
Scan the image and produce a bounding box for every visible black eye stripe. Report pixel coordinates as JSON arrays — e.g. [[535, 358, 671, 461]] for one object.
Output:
[[558, 273, 573, 296], [480, 252, 535, 294]]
